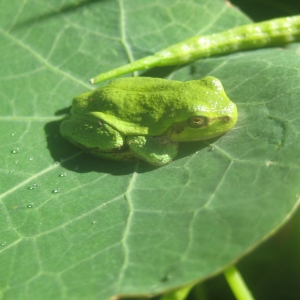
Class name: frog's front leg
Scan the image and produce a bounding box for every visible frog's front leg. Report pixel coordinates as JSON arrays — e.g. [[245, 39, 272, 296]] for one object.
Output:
[[126, 136, 178, 166]]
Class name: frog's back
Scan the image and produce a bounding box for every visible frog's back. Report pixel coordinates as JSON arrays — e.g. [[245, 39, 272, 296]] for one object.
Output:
[[72, 77, 229, 136], [104, 77, 181, 92]]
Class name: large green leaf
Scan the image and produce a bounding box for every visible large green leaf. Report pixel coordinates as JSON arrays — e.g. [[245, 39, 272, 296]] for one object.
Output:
[[1, 1, 300, 299]]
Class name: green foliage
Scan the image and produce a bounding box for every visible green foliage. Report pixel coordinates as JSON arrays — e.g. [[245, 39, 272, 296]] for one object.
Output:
[[1, 0, 300, 299]]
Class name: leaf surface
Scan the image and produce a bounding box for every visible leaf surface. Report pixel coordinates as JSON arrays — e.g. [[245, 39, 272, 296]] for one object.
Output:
[[0, 1, 300, 299]]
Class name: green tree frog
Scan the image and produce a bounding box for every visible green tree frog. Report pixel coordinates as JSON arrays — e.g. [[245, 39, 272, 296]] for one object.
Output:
[[60, 76, 237, 166]]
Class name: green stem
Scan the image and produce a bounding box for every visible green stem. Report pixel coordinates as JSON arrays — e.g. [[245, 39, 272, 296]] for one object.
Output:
[[90, 15, 300, 84], [159, 283, 195, 300], [223, 265, 255, 300], [89, 55, 161, 84]]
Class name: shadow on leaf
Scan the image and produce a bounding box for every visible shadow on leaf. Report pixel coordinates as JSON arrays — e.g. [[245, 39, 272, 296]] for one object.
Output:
[[44, 115, 213, 175]]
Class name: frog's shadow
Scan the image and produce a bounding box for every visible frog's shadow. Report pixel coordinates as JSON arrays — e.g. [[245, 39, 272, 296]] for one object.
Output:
[[45, 107, 219, 175]]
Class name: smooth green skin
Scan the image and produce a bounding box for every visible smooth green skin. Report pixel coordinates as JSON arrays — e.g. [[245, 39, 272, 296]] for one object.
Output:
[[60, 76, 237, 166]]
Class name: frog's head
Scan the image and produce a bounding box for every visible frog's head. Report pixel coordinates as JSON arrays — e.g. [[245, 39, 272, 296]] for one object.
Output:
[[164, 103, 237, 142], [164, 77, 238, 142]]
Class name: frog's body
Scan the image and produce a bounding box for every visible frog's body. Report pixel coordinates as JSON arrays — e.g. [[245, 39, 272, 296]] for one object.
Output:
[[60, 76, 237, 166]]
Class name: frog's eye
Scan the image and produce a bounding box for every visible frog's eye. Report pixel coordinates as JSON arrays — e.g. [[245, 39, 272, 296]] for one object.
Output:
[[188, 116, 208, 128]]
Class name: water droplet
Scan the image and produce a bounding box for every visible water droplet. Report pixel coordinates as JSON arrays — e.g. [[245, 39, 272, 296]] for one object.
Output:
[[1, 241, 7, 246], [11, 148, 19, 154], [92, 221, 97, 224], [265, 161, 275, 167], [28, 183, 39, 190], [29, 157, 34, 161], [27, 203, 34, 208], [160, 272, 172, 282], [11, 133, 15, 136], [54, 161, 59, 165], [52, 188, 60, 193], [59, 172, 67, 177], [9, 169, 14, 173], [14, 160, 19, 164]]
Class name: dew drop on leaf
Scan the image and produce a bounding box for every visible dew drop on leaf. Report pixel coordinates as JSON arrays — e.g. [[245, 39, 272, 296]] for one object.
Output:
[[11, 148, 19, 154], [28, 184, 39, 190]]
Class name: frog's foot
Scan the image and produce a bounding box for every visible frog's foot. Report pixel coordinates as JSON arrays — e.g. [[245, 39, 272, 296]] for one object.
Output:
[[126, 136, 178, 166]]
